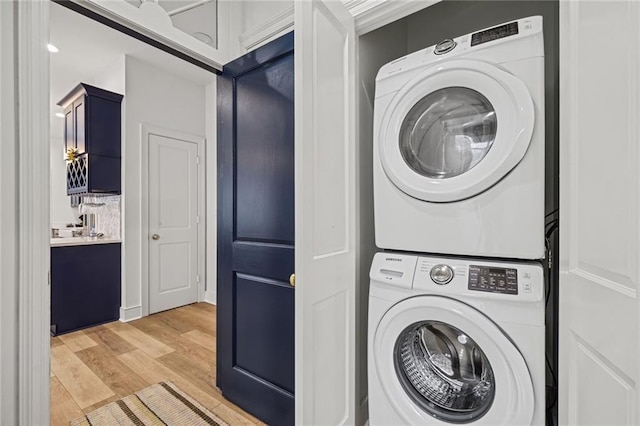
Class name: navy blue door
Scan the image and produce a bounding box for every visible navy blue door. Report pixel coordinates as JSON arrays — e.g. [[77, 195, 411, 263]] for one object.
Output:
[[217, 32, 295, 425]]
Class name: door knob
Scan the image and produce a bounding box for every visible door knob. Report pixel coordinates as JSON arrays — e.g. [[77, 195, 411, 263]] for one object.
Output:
[[152, 234, 160, 240], [289, 273, 296, 287]]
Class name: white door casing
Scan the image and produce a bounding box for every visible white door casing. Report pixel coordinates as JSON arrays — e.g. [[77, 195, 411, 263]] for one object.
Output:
[[295, 0, 357, 424], [559, 1, 640, 425], [10, 1, 51, 424], [144, 126, 204, 314]]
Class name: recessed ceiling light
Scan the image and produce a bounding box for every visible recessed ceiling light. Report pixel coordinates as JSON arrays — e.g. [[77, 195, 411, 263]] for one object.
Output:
[[47, 43, 59, 53], [55, 112, 65, 118]]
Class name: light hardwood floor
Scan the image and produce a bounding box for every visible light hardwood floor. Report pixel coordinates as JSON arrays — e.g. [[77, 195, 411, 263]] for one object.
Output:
[[51, 303, 265, 426]]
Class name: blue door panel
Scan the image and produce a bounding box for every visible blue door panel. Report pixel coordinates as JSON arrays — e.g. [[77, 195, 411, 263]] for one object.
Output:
[[217, 32, 295, 426], [232, 242, 294, 283], [235, 55, 295, 245], [234, 273, 295, 393]]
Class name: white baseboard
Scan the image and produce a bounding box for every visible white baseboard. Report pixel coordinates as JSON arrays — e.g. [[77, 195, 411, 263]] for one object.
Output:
[[203, 289, 217, 305], [119, 305, 142, 322]]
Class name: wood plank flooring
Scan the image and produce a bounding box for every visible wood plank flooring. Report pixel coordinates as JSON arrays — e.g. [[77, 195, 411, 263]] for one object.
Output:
[[50, 303, 264, 426]]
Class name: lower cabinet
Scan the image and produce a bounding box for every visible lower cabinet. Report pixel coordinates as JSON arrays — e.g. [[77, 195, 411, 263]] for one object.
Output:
[[51, 243, 121, 336]]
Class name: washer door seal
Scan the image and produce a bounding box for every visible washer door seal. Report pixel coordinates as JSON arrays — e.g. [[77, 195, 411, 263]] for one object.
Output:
[[373, 295, 535, 425], [394, 320, 496, 423]]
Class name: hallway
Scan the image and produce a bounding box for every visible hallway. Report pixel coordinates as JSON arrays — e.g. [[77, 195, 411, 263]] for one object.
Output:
[[50, 303, 264, 425]]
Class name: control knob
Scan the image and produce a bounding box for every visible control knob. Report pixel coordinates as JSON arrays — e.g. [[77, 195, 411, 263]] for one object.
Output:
[[434, 38, 457, 55], [430, 264, 454, 285]]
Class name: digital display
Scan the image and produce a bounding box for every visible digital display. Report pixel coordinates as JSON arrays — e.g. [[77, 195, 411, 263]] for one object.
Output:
[[468, 265, 518, 295], [471, 22, 519, 47]]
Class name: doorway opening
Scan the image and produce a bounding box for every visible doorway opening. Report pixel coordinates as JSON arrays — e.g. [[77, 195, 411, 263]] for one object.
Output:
[[47, 3, 236, 424]]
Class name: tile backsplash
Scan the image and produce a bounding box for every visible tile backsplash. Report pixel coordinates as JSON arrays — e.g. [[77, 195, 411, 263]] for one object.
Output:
[[82, 195, 121, 239]]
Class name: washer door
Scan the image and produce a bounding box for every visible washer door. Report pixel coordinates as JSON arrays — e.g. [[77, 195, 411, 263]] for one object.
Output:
[[378, 59, 535, 202], [373, 296, 534, 425]]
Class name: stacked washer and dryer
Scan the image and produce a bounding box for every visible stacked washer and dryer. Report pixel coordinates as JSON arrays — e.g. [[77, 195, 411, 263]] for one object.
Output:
[[368, 17, 547, 425]]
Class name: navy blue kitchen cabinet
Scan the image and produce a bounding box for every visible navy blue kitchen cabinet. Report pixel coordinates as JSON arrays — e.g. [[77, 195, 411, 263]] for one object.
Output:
[[57, 83, 123, 195], [50, 243, 121, 336]]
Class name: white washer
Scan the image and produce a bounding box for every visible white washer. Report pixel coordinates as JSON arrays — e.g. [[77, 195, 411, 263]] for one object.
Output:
[[373, 17, 545, 259], [368, 252, 545, 425]]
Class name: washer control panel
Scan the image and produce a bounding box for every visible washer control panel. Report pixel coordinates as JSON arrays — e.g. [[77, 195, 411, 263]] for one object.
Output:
[[468, 265, 518, 295], [411, 255, 542, 302], [370, 253, 543, 304]]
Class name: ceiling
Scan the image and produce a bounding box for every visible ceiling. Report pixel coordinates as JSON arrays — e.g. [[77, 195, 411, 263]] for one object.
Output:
[[49, 1, 215, 137]]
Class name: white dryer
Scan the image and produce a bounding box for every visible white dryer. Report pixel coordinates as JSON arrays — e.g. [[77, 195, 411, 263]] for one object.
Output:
[[373, 17, 545, 259], [368, 252, 545, 425]]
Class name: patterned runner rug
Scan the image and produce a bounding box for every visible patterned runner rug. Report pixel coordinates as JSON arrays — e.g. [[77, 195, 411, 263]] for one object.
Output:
[[70, 381, 228, 426]]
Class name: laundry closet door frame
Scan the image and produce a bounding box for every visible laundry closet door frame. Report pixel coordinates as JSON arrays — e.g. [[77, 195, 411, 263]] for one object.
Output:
[[10, 1, 51, 424]]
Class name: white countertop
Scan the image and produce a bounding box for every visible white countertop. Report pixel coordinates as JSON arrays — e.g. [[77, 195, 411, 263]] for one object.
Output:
[[50, 236, 121, 247]]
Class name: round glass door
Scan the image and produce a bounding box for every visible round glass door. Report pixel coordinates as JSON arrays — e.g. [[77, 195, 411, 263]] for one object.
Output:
[[394, 321, 495, 423], [378, 59, 535, 202], [399, 87, 497, 180], [373, 295, 535, 425]]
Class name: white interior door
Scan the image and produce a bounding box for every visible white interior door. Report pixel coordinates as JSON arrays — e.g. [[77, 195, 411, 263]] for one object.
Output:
[[149, 133, 199, 314], [295, 0, 356, 424], [559, 1, 640, 424]]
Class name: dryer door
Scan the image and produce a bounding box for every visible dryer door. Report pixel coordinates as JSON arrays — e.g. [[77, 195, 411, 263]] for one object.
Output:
[[373, 295, 535, 425], [378, 59, 535, 202]]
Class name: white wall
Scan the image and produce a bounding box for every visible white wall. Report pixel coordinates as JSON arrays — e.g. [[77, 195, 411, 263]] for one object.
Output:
[[49, 133, 76, 228], [121, 55, 206, 319], [241, 0, 291, 32], [0, 1, 18, 423], [229, 0, 293, 59], [93, 55, 126, 94], [50, 117, 76, 227]]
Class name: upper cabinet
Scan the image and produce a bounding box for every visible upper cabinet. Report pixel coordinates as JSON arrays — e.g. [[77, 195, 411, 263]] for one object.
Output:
[[57, 83, 123, 195], [59, 83, 122, 158]]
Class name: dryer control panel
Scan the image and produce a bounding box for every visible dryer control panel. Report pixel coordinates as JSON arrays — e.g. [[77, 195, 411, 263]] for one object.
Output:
[[471, 21, 519, 47]]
